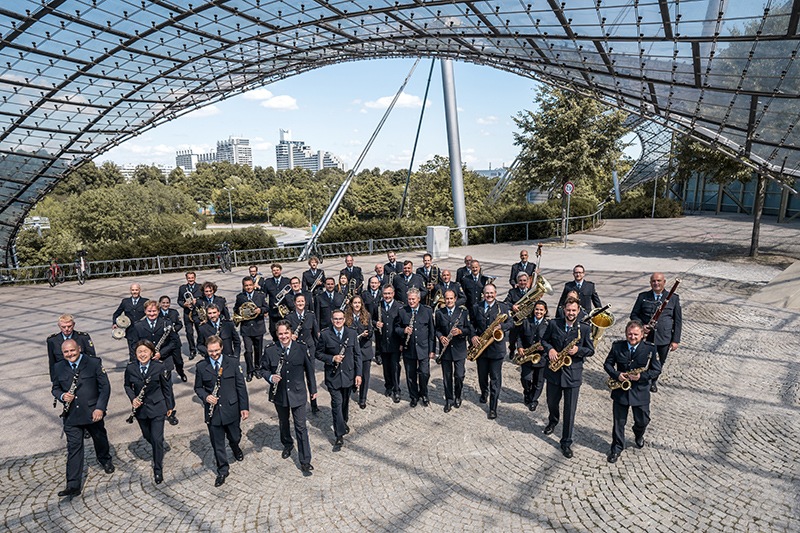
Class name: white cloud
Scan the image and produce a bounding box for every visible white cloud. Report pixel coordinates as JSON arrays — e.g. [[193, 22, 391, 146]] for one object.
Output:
[[260, 95, 298, 110], [253, 141, 273, 151], [185, 105, 221, 118], [477, 115, 498, 125], [364, 92, 427, 110], [347, 139, 362, 146], [242, 88, 274, 100], [116, 142, 177, 157]]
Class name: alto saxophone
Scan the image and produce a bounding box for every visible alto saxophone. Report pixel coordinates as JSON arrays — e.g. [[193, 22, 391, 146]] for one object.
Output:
[[607, 362, 650, 391], [512, 342, 543, 365], [548, 324, 581, 372], [467, 312, 508, 362], [126, 376, 151, 423]]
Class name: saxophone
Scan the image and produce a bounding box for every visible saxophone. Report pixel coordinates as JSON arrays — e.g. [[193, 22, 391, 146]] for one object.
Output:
[[607, 362, 650, 391], [126, 376, 151, 423], [207, 364, 224, 419], [467, 312, 508, 362], [60, 370, 81, 418], [548, 324, 581, 372], [436, 307, 465, 364], [512, 342, 543, 365]]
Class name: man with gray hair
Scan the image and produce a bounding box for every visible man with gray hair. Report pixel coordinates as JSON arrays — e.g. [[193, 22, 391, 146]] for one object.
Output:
[[395, 288, 435, 407]]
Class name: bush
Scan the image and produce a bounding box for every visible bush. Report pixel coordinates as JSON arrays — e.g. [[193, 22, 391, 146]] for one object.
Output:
[[604, 196, 683, 219], [272, 209, 308, 228]]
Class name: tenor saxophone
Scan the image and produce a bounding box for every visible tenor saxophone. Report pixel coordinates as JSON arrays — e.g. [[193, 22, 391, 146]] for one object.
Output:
[[467, 312, 508, 362]]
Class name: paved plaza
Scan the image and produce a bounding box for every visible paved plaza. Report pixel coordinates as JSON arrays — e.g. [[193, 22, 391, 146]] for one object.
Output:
[[0, 214, 798, 532]]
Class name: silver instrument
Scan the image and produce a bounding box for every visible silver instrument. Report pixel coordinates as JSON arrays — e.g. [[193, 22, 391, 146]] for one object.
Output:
[[404, 309, 417, 349], [436, 307, 465, 364], [60, 370, 80, 418], [274, 285, 291, 318], [207, 364, 224, 419], [331, 336, 349, 376], [126, 376, 151, 423]]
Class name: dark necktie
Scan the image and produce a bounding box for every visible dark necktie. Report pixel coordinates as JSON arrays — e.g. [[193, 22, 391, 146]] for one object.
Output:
[[448, 309, 453, 317], [248, 292, 253, 301], [629, 346, 635, 358], [213, 361, 219, 373], [71, 362, 78, 371], [565, 324, 571, 333], [337, 330, 342, 341], [140, 365, 146, 376], [329, 293, 334, 302], [655, 293, 662, 302], [149, 321, 154, 330], [132, 298, 138, 306]]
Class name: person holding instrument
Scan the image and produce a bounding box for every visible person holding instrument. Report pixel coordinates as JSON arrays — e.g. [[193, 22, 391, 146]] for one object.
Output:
[[517, 300, 549, 411], [234, 277, 269, 382], [435, 290, 472, 413], [469, 283, 512, 420], [396, 288, 435, 408], [124, 340, 174, 484], [195, 336, 249, 486], [345, 295, 374, 409]]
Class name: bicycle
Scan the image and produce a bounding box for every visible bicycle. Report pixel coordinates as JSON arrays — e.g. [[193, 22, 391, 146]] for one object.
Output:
[[216, 241, 233, 273], [75, 250, 90, 285], [47, 259, 65, 287]]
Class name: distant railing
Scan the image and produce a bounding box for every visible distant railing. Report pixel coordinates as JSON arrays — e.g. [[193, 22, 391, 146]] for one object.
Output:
[[0, 211, 603, 285]]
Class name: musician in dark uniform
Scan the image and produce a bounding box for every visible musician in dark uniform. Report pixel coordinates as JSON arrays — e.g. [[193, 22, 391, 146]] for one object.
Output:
[[233, 277, 269, 382], [112, 283, 147, 360], [384, 250, 401, 276], [396, 288, 435, 407], [158, 296, 186, 382], [436, 270, 466, 308], [302, 256, 325, 298], [197, 304, 241, 360], [373, 263, 387, 287], [285, 276, 311, 317], [509, 249, 535, 288], [374, 285, 402, 402], [455, 255, 473, 284], [604, 320, 662, 463], [516, 301, 549, 411], [341, 254, 364, 289], [248, 264, 265, 292], [263, 322, 318, 473], [462, 260, 489, 313], [541, 297, 595, 459], [416, 253, 434, 283], [177, 272, 203, 360], [195, 336, 249, 486], [505, 272, 532, 358], [124, 340, 175, 484], [52, 339, 115, 497], [198, 281, 230, 321], [286, 294, 321, 414], [47, 314, 96, 381], [130, 301, 181, 425], [470, 284, 512, 420], [392, 260, 427, 304], [435, 291, 472, 412], [346, 295, 374, 409], [335, 273, 350, 297], [264, 263, 291, 343], [555, 290, 589, 322], [629, 272, 682, 393], [557, 264, 602, 314], [361, 276, 383, 318], [315, 277, 344, 331], [315, 310, 362, 450]]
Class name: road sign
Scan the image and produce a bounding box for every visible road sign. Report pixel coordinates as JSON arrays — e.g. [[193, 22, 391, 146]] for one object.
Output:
[[563, 181, 575, 196]]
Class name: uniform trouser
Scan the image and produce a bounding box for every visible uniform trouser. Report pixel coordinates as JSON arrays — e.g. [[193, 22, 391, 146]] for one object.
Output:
[[404, 357, 430, 401], [275, 403, 312, 464], [382, 350, 401, 393], [268, 316, 280, 343], [476, 357, 503, 411], [546, 382, 580, 449], [242, 334, 264, 375], [126, 338, 137, 362], [173, 346, 185, 374], [508, 328, 520, 356], [611, 401, 650, 454], [64, 421, 112, 489], [137, 416, 165, 474], [358, 358, 372, 404], [441, 358, 465, 402], [328, 386, 351, 438], [207, 421, 242, 476], [651, 344, 670, 384], [521, 363, 546, 404], [183, 314, 199, 353]]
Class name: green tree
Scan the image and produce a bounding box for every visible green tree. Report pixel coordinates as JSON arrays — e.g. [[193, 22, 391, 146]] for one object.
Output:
[[132, 164, 166, 185]]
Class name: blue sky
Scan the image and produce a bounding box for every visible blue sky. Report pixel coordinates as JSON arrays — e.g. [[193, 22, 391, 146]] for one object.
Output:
[[101, 59, 543, 172]]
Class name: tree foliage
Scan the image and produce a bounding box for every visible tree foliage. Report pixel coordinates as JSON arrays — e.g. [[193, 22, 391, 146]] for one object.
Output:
[[674, 135, 752, 185]]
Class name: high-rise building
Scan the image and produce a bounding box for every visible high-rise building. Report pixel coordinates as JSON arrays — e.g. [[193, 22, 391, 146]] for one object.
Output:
[[275, 129, 345, 171], [175, 136, 252, 172]]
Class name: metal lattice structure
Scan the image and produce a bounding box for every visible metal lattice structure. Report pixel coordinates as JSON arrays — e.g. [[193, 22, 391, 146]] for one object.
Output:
[[3, 1, 800, 265], [618, 115, 675, 193]]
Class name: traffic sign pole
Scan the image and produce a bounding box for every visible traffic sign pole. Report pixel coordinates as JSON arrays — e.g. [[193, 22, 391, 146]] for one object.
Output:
[[563, 181, 574, 248]]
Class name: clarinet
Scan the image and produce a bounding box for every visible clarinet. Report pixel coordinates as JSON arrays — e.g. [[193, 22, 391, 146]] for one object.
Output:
[[331, 336, 349, 376], [404, 309, 416, 348], [436, 307, 465, 364], [377, 303, 383, 333], [292, 314, 306, 339], [60, 370, 80, 418], [206, 364, 224, 421], [269, 355, 285, 403], [154, 324, 174, 354], [126, 376, 151, 423]]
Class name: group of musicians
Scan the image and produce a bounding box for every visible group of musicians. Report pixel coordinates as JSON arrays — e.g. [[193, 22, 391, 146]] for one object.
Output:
[[49, 248, 682, 496]]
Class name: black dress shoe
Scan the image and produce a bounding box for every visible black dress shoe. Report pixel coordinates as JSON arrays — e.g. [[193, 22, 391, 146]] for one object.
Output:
[[421, 396, 430, 407], [246, 373, 253, 382], [84, 431, 91, 440], [359, 402, 366, 409], [607, 452, 620, 463], [301, 463, 314, 474], [409, 398, 418, 408], [384, 389, 392, 397], [488, 410, 497, 420], [58, 487, 81, 497], [253, 369, 262, 379], [635, 435, 645, 448], [189, 351, 197, 361], [375, 355, 382, 365], [344, 425, 350, 435], [528, 402, 536, 412], [453, 397, 462, 408], [479, 392, 488, 404], [154, 472, 163, 484], [392, 392, 400, 404], [102, 462, 115, 474], [333, 437, 343, 451], [167, 412, 179, 426], [179, 372, 188, 383], [562, 447, 573, 459], [233, 448, 244, 461], [543, 423, 556, 435], [214, 473, 227, 487], [443, 402, 452, 413], [281, 447, 293, 459], [650, 383, 658, 393]]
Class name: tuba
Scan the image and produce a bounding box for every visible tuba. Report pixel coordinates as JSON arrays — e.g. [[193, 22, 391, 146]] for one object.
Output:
[[467, 312, 508, 362], [511, 275, 554, 325], [233, 301, 259, 325], [113, 312, 130, 339]]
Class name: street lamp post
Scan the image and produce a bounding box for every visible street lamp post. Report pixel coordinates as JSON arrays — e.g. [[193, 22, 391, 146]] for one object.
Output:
[[224, 187, 234, 231]]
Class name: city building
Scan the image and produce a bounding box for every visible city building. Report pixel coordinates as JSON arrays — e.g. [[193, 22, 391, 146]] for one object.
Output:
[[119, 163, 175, 181], [275, 129, 345, 171], [175, 136, 252, 173]]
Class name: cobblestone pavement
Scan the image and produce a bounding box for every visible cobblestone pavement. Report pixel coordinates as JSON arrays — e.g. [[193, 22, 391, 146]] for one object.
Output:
[[1, 214, 798, 532]]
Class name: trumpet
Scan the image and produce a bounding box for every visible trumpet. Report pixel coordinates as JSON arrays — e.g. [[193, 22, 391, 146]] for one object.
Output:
[[512, 342, 543, 365], [274, 285, 291, 318], [467, 312, 507, 362]]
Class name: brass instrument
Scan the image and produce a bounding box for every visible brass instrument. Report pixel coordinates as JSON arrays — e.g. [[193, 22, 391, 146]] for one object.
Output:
[[589, 304, 615, 344], [60, 369, 80, 418], [607, 363, 650, 391], [511, 275, 554, 325], [387, 271, 396, 288], [512, 342, 543, 365], [467, 312, 508, 362], [548, 323, 581, 372], [113, 312, 130, 339], [404, 309, 417, 348], [126, 376, 151, 423], [436, 306, 465, 364], [195, 305, 208, 324], [207, 364, 225, 418], [377, 303, 383, 333], [233, 301, 259, 325], [426, 265, 440, 306], [310, 271, 324, 291], [340, 279, 362, 311], [274, 285, 291, 318]]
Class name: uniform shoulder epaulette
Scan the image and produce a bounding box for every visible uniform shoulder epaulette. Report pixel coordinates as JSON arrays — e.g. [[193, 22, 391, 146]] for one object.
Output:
[[74, 330, 90, 337], [47, 332, 59, 339], [642, 340, 655, 346]]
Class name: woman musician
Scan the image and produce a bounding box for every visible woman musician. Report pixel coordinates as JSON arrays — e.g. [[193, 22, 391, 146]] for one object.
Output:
[[124, 340, 175, 484], [517, 300, 549, 411], [345, 295, 374, 410]]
